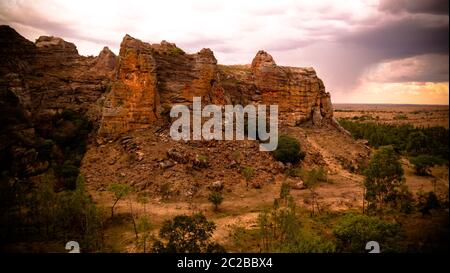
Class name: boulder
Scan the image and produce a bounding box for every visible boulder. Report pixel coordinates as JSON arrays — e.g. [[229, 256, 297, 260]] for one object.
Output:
[[208, 180, 224, 191], [167, 147, 189, 163]]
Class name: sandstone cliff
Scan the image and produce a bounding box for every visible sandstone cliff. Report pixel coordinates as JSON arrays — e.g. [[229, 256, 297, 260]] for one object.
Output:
[[98, 35, 333, 136], [0, 25, 116, 126], [0, 25, 334, 137]]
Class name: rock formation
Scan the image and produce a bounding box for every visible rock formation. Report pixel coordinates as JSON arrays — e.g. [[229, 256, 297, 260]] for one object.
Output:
[[98, 35, 226, 135], [220, 50, 333, 126], [0, 25, 116, 126], [0, 25, 334, 138], [98, 35, 333, 136]]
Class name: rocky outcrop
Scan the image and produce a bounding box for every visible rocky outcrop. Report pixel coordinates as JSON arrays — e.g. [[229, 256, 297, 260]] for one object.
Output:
[[98, 35, 226, 135], [95, 46, 117, 72], [0, 26, 334, 138], [99, 36, 333, 136], [219, 50, 333, 126], [0, 25, 116, 126]]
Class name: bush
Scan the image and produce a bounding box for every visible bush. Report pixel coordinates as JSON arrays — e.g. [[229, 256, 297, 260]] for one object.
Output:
[[304, 167, 328, 187], [417, 191, 441, 215], [169, 47, 185, 56], [208, 191, 223, 211], [241, 166, 254, 189], [152, 213, 225, 253], [333, 213, 401, 252], [258, 195, 335, 252], [406, 131, 429, 156], [273, 135, 305, 164], [409, 155, 441, 176]]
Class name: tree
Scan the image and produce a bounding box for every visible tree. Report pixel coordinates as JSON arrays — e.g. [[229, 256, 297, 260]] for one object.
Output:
[[241, 166, 254, 190], [208, 191, 223, 212], [107, 183, 132, 218], [136, 216, 153, 253], [406, 131, 429, 156], [333, 213, 401, 252], [152, 213, 225, 253], [409, 155, 440, 176], [363, 145, 404, 212], [273, 135, 305, 164], [304, 168, 327, 216]]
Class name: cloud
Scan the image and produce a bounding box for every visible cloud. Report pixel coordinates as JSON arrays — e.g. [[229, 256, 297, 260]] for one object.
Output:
[[379, 0, 449, 15], [0, 0, 119, 50], [0, 0, 448, 103], [341, 16, 449, 61], [365, 54, 449, 83]]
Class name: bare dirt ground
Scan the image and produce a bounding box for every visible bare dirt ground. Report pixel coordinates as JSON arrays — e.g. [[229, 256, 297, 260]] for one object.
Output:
[[334, 104, 449, 128]]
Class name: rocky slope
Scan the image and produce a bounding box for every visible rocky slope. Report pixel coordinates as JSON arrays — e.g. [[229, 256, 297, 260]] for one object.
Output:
[[0, 25, 368, 196]]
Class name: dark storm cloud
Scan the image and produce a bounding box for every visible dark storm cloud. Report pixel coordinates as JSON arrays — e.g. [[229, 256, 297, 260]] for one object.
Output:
[[368, 54, 449, 83], [379, 0, 449, 15], [341, 17, 449, 61]]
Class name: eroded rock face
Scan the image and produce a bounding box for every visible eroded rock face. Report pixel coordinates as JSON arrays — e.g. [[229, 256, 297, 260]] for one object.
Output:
[[99, 35, 226, 135], [99, 36, 334, 136], [221, 50, 333, 126], [0, 26, 334, 138], [0, 25, 117, 126]]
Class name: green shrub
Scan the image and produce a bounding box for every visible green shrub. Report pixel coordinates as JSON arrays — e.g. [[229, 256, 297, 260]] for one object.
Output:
[[406, 131, 429, 156], [273, 135, 305, 164], [409, 155, 441, 176], [258, 195, 335, 252], [169, 47, 185, 56], [208, 191, 224, 211], [304, 167, 328, 187], [241, 166, 254, 189], [417, 191, 441, 215], [333, 213, 401, 252], [152, 213, 225, 253]]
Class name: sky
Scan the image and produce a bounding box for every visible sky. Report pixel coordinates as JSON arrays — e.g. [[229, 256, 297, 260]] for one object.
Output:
[[0, 0, 448, 104]]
